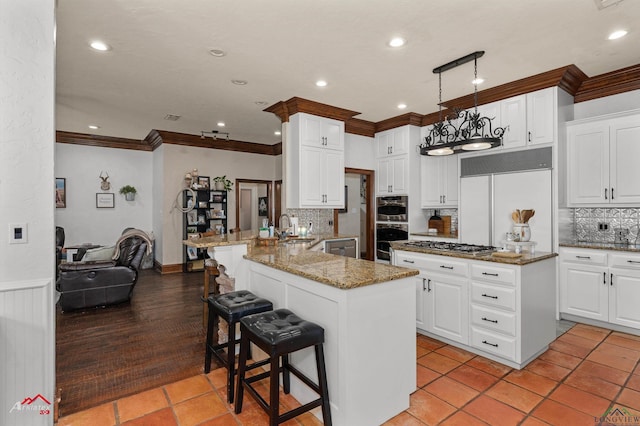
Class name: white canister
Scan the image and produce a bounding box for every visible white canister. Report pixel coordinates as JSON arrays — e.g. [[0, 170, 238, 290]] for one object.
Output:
[[290, 217, 299, 235], [513, 224, 531, 242]]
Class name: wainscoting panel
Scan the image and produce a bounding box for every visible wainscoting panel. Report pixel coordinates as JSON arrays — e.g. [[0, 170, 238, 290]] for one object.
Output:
[[0, 279, 54, 426]]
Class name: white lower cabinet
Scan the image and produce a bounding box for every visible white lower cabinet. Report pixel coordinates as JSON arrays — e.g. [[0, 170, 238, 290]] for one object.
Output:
[[560, 247, 640, 330], [394, 250, 556, 368]]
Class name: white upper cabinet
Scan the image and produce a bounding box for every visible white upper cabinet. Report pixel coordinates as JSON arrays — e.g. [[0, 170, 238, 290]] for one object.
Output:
[[526, 88, 555, 145], [287, 113, 345, 208], [299, 113, 344, 150], [500, 95, 527, 148], [567, 112, 640, 206], [376, 127, 409, 157], [420, 155, 458, 208]]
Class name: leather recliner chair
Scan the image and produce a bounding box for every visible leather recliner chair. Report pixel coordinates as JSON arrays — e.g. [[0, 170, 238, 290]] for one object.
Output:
[[56, 232, 148, 311]]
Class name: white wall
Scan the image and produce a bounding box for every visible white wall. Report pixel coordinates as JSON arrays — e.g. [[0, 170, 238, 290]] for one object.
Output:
[[161, 144, 279, 266], [573, 89, 640, 119], [0, 1, 55, 425], [54, 144, 153, 246], [344, 133, 375, 170], [152, 145, 165, 263]]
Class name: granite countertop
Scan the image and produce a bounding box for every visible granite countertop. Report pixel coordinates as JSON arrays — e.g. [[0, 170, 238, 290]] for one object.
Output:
[[390, 241, 557, 266], [183, 231, 358, 249], [245, 244, 419, 289], [560, 241, 640, 253]]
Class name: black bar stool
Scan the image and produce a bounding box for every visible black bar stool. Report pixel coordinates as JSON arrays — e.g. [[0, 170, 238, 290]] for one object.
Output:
[[204, 290, 273, 403], [234, 309, 331, 426]]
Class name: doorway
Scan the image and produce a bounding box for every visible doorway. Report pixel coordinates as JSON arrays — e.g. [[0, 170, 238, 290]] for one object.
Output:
[[334, 168, 374, 260], [235, 179, 273, 232]]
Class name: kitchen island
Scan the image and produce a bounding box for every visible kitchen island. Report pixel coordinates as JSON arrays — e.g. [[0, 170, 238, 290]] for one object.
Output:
[[233, 243, 419, 426], [391, 241, 558, 369]]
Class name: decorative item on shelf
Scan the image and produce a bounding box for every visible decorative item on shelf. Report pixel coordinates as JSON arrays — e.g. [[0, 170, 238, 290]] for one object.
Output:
[[213, 175, 233, 191], [99, 171, 111, 191], [512, 209, 534, 242], [419, 51, 507, 156], [119, 185, 137, 201]]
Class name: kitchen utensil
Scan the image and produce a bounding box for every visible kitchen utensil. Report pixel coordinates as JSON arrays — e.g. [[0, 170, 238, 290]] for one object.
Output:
[[512, 211, 519, 223]]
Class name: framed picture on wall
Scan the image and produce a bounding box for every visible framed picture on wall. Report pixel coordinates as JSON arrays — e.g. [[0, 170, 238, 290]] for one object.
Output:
[[55, 178, 66, 208], [258, 197, 268, 217], [96, 193, 115, 208], [198, 176, 210, 189]]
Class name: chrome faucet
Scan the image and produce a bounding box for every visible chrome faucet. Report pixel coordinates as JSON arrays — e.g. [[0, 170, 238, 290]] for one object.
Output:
[[278, 214, 291, 231]]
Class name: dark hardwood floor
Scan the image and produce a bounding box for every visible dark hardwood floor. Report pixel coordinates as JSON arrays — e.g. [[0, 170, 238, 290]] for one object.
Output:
[[55, 269, 222, 417]]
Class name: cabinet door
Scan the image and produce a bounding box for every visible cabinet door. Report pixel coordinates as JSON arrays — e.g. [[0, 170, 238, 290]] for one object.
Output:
[[426, 274, 468, 344], [390, 127, 409, 156], [390, 156, 408, 194], [567, 123, 610, 205], [323, 118, 344, 150], [526, 88, 555, 145], [560, 263, 608, 321], [500, 95, 527, 149], [299, 114, 323, 147], [375, 130, 392, 157], [376, 158, 391, 194], [420, 156, 442, 207], [610, 117, 640, 204], [299, 146, 324, 206], [442, 155, 458, 206], [609, 268, 640, 329], [323, 150, 345, 208]]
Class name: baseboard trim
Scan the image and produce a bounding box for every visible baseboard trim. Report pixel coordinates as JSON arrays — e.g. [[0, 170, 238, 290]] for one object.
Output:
[[153, 261, 183, 274]]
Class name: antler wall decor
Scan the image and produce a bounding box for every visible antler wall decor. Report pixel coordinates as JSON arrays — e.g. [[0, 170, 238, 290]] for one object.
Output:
[[99, 171, 111, 191]]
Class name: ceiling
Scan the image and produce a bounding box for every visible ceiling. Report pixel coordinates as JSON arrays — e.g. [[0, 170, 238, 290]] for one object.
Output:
[[55, 0, 640, 146]]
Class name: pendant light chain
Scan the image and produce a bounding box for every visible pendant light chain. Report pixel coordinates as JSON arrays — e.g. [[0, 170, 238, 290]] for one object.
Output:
[[438, 71, 442, 123], [474, 56, 479, 114]]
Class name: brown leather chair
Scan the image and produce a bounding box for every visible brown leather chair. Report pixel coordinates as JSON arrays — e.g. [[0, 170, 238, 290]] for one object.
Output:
[[56, 231, 147, 311]]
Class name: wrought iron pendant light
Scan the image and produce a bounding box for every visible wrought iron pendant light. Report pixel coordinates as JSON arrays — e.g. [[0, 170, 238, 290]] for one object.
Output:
[[420, 51, 506, 156]]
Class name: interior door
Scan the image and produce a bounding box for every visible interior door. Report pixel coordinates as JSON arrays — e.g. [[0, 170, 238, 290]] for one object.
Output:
[[239, 188, 252, 230]]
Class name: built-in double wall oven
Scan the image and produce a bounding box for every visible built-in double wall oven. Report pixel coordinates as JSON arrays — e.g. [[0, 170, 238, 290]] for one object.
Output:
[[376, 195, 409, 261]]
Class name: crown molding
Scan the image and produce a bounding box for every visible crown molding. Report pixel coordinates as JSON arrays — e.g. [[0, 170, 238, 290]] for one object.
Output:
[[345, 118, 376, 137], [265, 97, 360, 122], [574, 63, 640, 103], [375, 112, 424, 133], [56, 131, 151, 151], [150, 130, 281, 155]]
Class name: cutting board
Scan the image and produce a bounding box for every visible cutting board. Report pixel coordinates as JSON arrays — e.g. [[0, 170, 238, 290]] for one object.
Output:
[[428, 216, 451, 234]]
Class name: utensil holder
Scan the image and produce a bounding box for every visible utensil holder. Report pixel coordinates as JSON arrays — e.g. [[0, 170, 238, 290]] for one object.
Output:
[[512, 224, 531, 242]]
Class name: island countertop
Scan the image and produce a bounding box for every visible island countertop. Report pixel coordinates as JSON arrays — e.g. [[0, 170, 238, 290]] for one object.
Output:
[[245, 244, 419, 289], [390, 241, 557, 265], [560, 241, 640, 253], [183, 231, 357, 250]]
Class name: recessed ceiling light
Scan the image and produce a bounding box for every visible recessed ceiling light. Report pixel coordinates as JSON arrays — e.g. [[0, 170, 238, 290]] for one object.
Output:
[[217, 122, 225, 127], [397, 103, 407, 109], [316, 80, 327, 87], [209, 49, 226, 57], [608, 30, 628, 40], [274, 131, 282, 136], [88, 125, 100, 130], [231, 79, 248, 85], [388, 37, 406, 48], [90, 40, 111, 51], [472, 78, 485, 85]]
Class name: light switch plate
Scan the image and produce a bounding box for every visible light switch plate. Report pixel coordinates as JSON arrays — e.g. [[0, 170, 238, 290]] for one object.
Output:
[[9, 223, 28, 244]]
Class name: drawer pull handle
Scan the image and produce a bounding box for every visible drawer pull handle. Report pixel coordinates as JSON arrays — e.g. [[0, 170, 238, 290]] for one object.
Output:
[[427, 279, 431, 292], [481, 293, 498, 299], [627, 260, 640, 264], [482, 340, 499, 348], [403, 259, 415, 264], [481, 317, 498, 324], [576, 256, 591, 259], [482, 272, 499, 277], [440, 265, 454, 270], [422, 278, 426, 291]]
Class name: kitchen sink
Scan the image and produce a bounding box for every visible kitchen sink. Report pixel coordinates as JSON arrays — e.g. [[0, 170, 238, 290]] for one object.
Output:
[[279, 237, 316, 245]]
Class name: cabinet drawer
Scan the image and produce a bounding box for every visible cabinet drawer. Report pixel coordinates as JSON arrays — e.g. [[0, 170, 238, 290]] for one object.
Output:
[[470, 327, 516, 361], [471, 304, 516, 336], [470, 264, 515, 285], [560, 248, 607, 266], [610, 253, 640, 270], [422, 257, 468, 277], [470, 282, 516, 311], [395, 252, 468, 277]]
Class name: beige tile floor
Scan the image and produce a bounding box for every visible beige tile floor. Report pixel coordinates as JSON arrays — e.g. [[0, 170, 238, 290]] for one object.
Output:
[[57, 324, 640, 425]]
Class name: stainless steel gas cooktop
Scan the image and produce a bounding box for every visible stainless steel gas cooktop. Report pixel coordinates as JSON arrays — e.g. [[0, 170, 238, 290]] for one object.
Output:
[[401, 241, 497, 256]]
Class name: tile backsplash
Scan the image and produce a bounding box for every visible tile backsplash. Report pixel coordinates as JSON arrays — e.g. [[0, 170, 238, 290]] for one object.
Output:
[[285, 208, 335, 234], [568, 208, 640, 244]]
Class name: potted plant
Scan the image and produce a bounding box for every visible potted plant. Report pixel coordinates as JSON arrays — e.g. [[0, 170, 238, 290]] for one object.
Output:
[[119, 185, 137, 201], [213, 176, 233, 191]]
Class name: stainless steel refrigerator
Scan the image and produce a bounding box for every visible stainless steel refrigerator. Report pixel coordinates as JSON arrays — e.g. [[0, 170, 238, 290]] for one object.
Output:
[[458, 147, 553, 252]]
